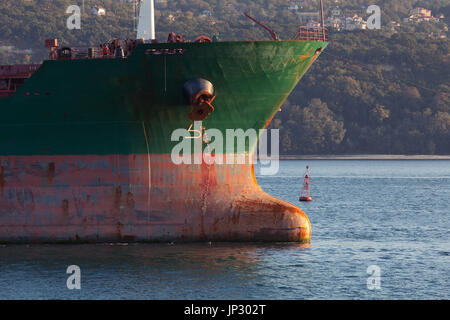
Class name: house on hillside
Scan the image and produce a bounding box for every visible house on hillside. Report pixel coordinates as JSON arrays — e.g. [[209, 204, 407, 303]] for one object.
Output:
[[288, 3, 302, 11], [167, 14, 175, 22], [326, 6, 344, 30], [298, 12, 320, 24], [410, 8, 431, 16], [344, 14, 367, 30], [306, 21, 321, 28], [403, 7, 439, 23], [91, 6, 106, 16], [200, 10, 212, 18]]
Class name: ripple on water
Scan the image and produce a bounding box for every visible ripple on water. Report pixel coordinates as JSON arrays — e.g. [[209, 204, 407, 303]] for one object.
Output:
[[1, 160, 450, 299]]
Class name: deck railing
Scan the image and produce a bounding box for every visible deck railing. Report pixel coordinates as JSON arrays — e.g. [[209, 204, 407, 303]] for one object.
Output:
[[0, 90, 15, 98], [0, 64, 41, 78], [296, 26, 328, 41]]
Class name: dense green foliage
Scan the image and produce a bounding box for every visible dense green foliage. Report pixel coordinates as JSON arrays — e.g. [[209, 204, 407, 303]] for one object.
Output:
[[0, 0, 449, 154], [276, 30, 450, 154]]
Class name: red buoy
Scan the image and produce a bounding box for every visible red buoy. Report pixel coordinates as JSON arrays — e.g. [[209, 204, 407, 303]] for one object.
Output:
[[299, 165, 312, 202]]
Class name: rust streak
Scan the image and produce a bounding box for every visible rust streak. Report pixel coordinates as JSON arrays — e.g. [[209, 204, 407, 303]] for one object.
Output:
[[0, 166, 4, 195], [61, 199, 69, 214], [126, 192, 135, 209], [114, 186, 122, 208], [47, 162, 55, 183]]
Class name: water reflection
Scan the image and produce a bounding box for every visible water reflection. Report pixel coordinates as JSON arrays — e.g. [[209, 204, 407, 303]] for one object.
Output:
[[0, 242, 312, 299]]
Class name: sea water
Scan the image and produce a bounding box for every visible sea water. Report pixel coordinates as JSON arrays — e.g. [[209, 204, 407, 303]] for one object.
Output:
[[0, 160, 449, 299]]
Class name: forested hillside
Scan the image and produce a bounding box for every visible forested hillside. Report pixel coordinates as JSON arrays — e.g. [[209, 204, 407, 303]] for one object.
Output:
[[1, 0, 449, 154]]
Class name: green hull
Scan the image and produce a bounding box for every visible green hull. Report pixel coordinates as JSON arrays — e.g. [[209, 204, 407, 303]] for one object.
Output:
[[0, 41, 327, 155]]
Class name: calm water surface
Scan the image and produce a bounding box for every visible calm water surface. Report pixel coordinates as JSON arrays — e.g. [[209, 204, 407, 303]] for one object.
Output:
[[0, 160, 449, 299]]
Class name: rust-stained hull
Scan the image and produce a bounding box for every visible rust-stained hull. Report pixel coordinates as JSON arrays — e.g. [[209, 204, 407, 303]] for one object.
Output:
[[0, 154, 310, 242]]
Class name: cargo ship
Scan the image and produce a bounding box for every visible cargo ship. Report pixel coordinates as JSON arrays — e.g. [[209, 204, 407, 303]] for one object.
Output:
[[0, 2, 328, 243]]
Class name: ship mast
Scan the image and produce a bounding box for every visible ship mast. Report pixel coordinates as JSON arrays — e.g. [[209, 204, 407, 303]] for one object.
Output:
[[137, 0, 156, 41], [320, 0, 325, 38]]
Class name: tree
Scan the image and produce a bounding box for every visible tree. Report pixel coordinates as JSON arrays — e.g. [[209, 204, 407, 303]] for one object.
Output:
[[278, 99, 346, 154]]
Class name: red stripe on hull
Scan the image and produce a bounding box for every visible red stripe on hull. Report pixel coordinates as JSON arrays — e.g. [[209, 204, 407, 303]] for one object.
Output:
[[0, 154, 311, 242]]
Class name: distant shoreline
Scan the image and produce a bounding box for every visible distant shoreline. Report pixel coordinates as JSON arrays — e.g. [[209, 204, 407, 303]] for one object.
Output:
[[259, 155, 450, 160]]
